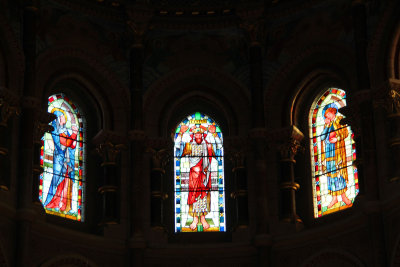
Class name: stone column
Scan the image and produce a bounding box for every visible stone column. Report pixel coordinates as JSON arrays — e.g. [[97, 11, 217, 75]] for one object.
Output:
[[15, 3, 38, 267], [225, 137, 249, 228], [384, 79, 400, 182], [276, 126, 303, 230], [348, 1, 387, 266], [127, 6, 152, 265], [146, 140, 171, 229], [239, 9, 271, 264], [0, 88, 20, 191], [94, 131, 126, 225]]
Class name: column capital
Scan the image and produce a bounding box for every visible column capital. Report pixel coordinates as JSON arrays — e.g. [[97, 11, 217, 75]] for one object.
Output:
[[0, 87, 21, 127], [93, 130, 127, 166], [237, 8, 266, 47], [127, 6, 153, 47], [225, 136, 248, 170], [146, 138, 173, 172]]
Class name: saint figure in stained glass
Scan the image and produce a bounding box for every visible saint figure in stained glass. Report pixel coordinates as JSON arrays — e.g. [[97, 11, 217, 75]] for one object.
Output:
[[40, 94, 85, 221], [309, 88, 358, 217], [174, 112, 225, 232]]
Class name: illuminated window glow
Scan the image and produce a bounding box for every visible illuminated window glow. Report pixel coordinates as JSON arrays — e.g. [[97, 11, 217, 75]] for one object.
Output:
[[309, 88, 358, 218], [174, 112, 225, 232], [39, 93, 85, 221]]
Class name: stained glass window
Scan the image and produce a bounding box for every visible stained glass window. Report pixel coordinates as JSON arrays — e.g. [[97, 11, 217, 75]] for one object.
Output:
[[39, 93, 85, 221], [309, 88, 358, 218], [174, 112, 225, 232]]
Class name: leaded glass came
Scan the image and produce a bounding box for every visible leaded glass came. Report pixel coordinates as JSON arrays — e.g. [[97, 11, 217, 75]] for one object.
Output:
[[39, 93, 85, 221], [309, 88, 358, 218], [174, 112, 225, 232]]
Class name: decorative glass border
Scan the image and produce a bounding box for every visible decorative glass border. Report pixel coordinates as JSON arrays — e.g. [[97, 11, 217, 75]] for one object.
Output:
[[174, 112, 225, 232], [309, 88, 358, 218], [39, 93, 85, 221]]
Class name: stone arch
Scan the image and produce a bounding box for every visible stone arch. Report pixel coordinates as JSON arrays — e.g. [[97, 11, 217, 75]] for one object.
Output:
[[388, 22, 400, 80], [300, 249, 365, 267], [36, 47, 129, 132], [144, 66, 250, 137], [39, 254, 97, 267], [0, 11, 24, 91], [367, 1, 400, 85], [265, 44, 356, 129]]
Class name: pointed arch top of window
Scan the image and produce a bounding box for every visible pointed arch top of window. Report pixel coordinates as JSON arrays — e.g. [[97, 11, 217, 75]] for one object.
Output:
[[309, 88, 358, 218], [39, 93, 85, 222], [173, 112, 225, 232]]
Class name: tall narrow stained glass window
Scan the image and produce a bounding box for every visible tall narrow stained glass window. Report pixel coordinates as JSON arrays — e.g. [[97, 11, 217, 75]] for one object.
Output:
[[309, 88, 358, 218], [39, 93, 85, 221], [174, 112, 225, 232]]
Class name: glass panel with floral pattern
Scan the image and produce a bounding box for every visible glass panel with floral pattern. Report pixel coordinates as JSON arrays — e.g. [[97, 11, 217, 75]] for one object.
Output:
[[39, 93, 85, 221], [309, 88, 358, 218], [174, 112, 225, 232]]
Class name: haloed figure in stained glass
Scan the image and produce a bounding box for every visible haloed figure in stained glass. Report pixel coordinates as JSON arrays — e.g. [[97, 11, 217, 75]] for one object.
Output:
[[175, 124, 222, 230], [44, 108, 78, 213], [321, 104, 352, 208]]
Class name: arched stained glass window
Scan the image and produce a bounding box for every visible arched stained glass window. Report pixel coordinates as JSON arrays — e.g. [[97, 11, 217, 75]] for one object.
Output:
[[309, 88, 358, 218], [174, 112, 225, 232], [39, 93, 85, 221]]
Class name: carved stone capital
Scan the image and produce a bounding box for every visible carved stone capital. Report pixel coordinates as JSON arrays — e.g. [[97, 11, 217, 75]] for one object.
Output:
[[279, 138, 303, 161], [237, 8, 266, 46], [93, 130, 127, 165], [0, 87, 21, 127], [225, 136, 248, 170], [0, 99, 20, 127], [127, 6, 153, 47], [146, 146, 171, 172], [93, 129, 128, 145], [382, 79, 400, 115], [96, 142, 126, 166], [268, 125, 304, 161]]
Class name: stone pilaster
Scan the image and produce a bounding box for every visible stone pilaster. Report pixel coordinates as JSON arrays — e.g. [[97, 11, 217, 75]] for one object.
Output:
[[126, 5, 152, 265], [16, 3, 38, 267], [146, 139, 171, 229], [383, 79, 400, 183], [276, 126, 303, 230], [225, 137, 249, 229], [348, 1, 387, 266], [0, 87, 20, 191]]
